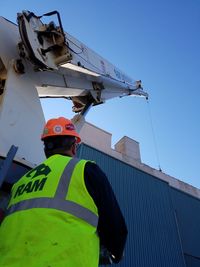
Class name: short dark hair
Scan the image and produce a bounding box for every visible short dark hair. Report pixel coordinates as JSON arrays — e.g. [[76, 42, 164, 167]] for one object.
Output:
[[43, 135, 76, 157]]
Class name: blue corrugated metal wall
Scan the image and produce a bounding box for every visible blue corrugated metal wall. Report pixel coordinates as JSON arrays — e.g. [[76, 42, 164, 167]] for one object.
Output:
[[77, 144, 186, 267], [171, 188, 200, 266]]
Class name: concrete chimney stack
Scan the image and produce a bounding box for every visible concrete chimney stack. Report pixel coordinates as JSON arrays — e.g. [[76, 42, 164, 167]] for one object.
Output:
[[114, 136, 141, 164]]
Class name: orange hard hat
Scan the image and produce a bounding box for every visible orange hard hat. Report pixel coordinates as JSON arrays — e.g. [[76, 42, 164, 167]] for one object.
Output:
[[41, 117, 81, 143]]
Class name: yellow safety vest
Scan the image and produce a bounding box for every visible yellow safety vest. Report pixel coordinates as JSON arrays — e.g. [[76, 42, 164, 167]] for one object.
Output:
[[0, 155, 99, 267]]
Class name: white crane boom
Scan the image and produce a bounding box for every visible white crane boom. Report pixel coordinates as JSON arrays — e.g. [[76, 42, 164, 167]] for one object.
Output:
[[0, 10, 148, 168]]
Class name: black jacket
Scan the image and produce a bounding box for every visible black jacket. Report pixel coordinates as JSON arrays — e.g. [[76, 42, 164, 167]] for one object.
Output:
[[84, 162, 128, 264]]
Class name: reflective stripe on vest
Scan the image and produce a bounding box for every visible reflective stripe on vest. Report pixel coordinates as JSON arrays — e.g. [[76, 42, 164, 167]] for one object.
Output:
[[7, 158, 98, 227]]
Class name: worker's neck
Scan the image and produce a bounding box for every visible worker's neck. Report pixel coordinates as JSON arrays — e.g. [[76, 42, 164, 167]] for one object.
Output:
[[45, 150, 75, 158]]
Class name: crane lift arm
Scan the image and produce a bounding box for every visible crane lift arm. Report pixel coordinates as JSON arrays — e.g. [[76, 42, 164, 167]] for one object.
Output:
[[0, 10, 148, 165], [17, 11, 148, 110]]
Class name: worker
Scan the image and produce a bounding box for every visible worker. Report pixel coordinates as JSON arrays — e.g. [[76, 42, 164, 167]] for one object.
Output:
[[0, 117, 127, 267]]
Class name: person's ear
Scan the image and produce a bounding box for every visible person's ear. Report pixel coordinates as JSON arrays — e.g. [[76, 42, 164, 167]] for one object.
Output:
[[71, 143, 77, 156]]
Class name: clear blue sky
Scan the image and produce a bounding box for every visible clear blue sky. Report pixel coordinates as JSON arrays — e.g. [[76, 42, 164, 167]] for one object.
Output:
[[1, 1, 200, 188]]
